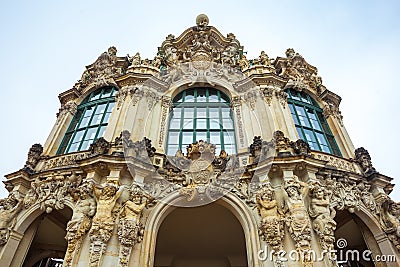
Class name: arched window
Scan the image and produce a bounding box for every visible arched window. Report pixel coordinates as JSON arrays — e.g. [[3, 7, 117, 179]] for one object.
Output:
[[286, 89, 341, 156], [167, 88, 236, 155], [57, 87, 117, 154]]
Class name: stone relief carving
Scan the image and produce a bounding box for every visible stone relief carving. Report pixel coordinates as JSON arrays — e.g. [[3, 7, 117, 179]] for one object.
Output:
[[158, 96, 172, 148], [309, 182, 337, 254], [23, 143, 43, 173], [0, 192, 23, 246], [117, 185, 149, 267], [74, 46, 126, 91], [354, 147, 377, 176], [256, 182, 285, 267], [88, 181, 124, 267], [283, 175, 313, 266], [323, 100, 344, 126], [231, 96, 245, 147], [115, 86, 137, 109], [57, 102, 77, 122], [380, 199, 400, 251], [23, 174, 70, 213], [64, 181, 96, 267], [89, 137, 111, 156]]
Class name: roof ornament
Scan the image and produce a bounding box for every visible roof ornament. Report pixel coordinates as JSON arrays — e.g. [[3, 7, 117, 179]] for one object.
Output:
[[195, 14, 209, 30]]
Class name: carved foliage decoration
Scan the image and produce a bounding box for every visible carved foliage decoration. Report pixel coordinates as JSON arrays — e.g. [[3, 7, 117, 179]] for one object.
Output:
[[23, 174, 70, 213], [56, 101, 77, 122]]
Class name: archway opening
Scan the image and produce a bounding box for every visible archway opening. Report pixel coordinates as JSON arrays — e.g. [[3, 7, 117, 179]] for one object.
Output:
[[154, 202, 248, 267], [22, 207, 72, 267], [335, 210, 376, 267]]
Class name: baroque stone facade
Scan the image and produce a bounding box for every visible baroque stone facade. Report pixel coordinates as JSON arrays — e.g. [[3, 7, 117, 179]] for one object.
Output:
[[0, 14, 399, 267]]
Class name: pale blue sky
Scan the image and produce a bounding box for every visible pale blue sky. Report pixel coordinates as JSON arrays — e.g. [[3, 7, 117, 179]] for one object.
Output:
[[1, 1, 399, 199]]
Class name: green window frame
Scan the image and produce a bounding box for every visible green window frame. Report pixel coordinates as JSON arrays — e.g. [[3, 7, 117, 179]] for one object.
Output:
[[167, 88, 237, 155], [57, 86, 117, 155], [286, 89, 341, 156]]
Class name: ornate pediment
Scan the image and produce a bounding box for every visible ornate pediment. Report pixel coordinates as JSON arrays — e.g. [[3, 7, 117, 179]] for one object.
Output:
[[74, 47, 129, 93], [158, 14, 244, 69], [275, 48, 323, 95]]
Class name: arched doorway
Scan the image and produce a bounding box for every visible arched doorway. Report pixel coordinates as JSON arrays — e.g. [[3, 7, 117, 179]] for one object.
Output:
[[154, 202, 248, 267]]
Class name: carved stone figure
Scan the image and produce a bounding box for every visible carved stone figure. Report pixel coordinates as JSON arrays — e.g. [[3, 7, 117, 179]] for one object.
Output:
[[0, 193, 23, 246], [117, 187, 147, 266], [23, 144, 43, 173], [273, 131, 292, 156], [238, 54, 250, 70], [256, 183, 284, 259], [354, 147, 377, 176], [88, 181, 124, 267], [380, 199, 400, 251], [129, 52, 141, 66], [358, 182, 377, 213], [64, 182, 96, 267], [283, 176, 313, 266], [89, 137, 111, 155], [292, 139, 311, 156], [196, 14, 209, 30], [309, 183, 337, 253]]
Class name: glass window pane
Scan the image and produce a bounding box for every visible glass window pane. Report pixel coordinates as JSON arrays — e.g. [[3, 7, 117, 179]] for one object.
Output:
[[224, 144, 235, 154], [97, 126, 106, 138], [310, 119, 321, 130], [172, 108, 182, 119], [167, 145, 179, 155], [221, 107, 231, 118], [168, 132, 179, 144], [169, 119, 181, 129], [80, 140, 92, 151], [210, 132, 220, 144], [316, 132, 328, 146], [195, 131, 207, 141], [197, 89, 207, 102], [223, 131, 235, 144], [72, 130, 84, 143], [222, 119, 233, 129], [210, 119, 220, 129], [68, 142, 79, 153], [182, 132, 193, 144], [185, 90, 194, 102], [209, 108, 219, 118], [296, 127, 305, 140], [196, 119, 207, 129], [183, 108, 194, 118], [95, 104, 107, 115], [90, 114, 102, 126], [106, 102, 115, 112], [102, 87, 113, 98], [298, 115, 311, 127], [84, 128, 97, 141], [103, 112, 111, 123], [303, 129, 317, 143], [90, 90, 102, 101], [196, 108, 206, 118], [182, 119, 193, 129], [209, 94, 219, 102]]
